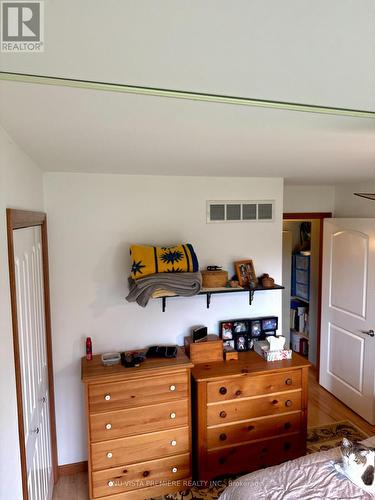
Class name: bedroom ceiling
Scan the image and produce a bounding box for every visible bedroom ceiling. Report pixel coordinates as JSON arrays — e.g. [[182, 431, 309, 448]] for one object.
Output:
[[1, 80, 373, 184], [0, 0, 374, 183]]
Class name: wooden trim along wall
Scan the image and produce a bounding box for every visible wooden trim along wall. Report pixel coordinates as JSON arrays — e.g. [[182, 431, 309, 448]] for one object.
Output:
[[58, 461, 88, 477], [283, 212, 332, 220], [6, 209, 59, 499], [283, 212, 332, 381]]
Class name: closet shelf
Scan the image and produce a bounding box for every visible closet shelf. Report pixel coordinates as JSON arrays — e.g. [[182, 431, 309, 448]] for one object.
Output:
[[291, 295, 310, 304], [157, 284, 284, 312], [291, 330, 310, 341]]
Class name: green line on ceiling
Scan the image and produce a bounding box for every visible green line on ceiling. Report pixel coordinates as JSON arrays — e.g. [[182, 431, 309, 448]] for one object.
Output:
[[0, 71, 374, 119]]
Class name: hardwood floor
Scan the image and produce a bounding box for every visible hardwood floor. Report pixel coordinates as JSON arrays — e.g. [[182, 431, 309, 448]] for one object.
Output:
[[53, 370, 375, 499], [53, 472, 88, 500], [307, 368, 375, 436]]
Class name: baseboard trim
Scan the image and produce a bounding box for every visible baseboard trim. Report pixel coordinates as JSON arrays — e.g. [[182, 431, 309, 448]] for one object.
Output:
[[58, 460, 88, 476]]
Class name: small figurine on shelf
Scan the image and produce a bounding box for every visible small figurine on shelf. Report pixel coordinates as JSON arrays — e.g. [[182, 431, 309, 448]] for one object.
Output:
[[260, 273, 275, 288]]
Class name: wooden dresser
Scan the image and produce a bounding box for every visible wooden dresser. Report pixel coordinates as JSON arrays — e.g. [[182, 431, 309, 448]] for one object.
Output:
[[81, 349, 193, 499], [192, 351, 310, 480]]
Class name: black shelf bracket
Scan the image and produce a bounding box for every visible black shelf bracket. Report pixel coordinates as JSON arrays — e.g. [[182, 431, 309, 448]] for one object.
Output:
[[206, 293, 211, 309], [249, 290, 255, 305], [162, 297, 166, 312]]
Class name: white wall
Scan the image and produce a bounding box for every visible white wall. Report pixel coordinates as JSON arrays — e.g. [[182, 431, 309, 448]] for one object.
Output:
[[44, 172, 284, 465], [284, 185, 335, 214], [334, 183, 375, 217], [0, 126, 44, 500]]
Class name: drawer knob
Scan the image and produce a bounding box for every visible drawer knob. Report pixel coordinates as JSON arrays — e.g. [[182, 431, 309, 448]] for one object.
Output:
[[104, 394, 111, 401], [143, 471, 150, 477], [171, 440, 177, 446], [284, 442, 292, 451], [106, 452, 113, 459], [219, 433, 227, 441], [170, 412, 176, 419], [219, 456, 226, 465], [105, 423, 112, 430], [285, 400, 293, 407], [235, 390, 242, 396], [169, 385, 176, 392], [285, 378, 293, 385], [261, 447, 268, 454], [219, 386, 227, 395], [108, 481, 114, 487], [172, 467, 178, 473], [284, 422, 291, 430], [272, 399, 278, 405], [248, 425, 255, 431], [219, 411, 227, 419]]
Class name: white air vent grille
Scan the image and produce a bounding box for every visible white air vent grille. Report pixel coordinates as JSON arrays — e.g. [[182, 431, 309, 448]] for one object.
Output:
[[207, 200, 274, 223]]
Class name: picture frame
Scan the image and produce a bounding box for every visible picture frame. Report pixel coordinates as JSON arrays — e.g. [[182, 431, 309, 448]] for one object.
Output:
[[261, 317, 278, 332], [249, 319, 262, 337], [234, 260, 257, 288], [235, 333, 248, 351], [233, 320, 248, 334], [221, 322, 233, 340], [223, 340, 235, 350], [219, 315, 279, 351]]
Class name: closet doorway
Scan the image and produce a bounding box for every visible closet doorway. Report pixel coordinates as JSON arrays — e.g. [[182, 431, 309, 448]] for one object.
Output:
[[282, 213, 331, 378], [7, 210, 58, 500]]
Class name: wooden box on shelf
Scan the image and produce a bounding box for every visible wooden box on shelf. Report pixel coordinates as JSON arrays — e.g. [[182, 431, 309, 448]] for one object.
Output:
[[201, 270, 228, 288], [184, 334, 223, 364]]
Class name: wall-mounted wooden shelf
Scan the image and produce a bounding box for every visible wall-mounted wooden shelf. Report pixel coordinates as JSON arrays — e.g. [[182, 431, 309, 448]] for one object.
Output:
[[157, 284, 284, 312]]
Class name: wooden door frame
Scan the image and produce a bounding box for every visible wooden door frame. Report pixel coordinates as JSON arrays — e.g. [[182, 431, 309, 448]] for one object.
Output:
[[283, 212, 332, 381], [6, 209, 58, 499]]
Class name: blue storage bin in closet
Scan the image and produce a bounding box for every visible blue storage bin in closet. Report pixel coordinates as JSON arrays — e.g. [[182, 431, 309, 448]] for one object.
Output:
[[292, 254, 310, 301]]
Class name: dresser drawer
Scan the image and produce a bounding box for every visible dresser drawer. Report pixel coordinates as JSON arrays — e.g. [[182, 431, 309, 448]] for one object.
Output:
[[207, 411, 302, 450], [91, 427, 190, 471], [88, 371, 188, 412], [207, 390, 301, 426], [207, 433, 304, 476], [207, 370, 302, 403], [90, 399, 189, 442], [92, 452, 190, 498]]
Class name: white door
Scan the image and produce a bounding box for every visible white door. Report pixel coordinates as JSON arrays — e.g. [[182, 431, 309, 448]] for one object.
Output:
[[14, 226, 54, 500], [320, 219, 375, 424]]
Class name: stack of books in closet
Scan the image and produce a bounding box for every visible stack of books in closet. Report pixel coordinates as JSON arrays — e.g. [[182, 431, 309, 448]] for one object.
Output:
[[290, 299, 309, 356]]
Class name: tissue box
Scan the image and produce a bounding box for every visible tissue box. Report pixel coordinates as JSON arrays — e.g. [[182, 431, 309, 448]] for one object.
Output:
[[254, 340, 292, 362]]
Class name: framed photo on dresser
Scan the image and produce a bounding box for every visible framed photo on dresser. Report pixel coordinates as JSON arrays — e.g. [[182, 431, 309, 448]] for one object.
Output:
[[219, 315, 279, 352], [234, 333, 248, 351], [221, 322, 234, 340]]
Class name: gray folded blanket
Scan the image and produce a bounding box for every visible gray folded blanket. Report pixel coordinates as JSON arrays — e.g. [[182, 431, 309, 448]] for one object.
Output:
[[126, 272, 202, 307]]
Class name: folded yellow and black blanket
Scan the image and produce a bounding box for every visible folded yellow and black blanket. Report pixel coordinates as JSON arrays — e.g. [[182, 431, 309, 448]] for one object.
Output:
[[130, 243, 199, 279]]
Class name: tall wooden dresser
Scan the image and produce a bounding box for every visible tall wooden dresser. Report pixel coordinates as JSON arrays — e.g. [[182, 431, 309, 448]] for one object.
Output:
[[81, 349, 193, 499], [192, 351, 310, 480]]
